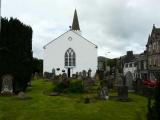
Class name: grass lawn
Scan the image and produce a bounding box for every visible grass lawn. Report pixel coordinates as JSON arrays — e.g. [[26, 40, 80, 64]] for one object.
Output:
[[0, 78, 148, 120]]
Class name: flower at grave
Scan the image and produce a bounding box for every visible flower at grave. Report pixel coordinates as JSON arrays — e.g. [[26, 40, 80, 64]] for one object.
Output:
[[143, 80, 157, 88]]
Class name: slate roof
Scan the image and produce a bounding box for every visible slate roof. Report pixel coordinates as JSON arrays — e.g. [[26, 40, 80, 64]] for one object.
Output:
[[147, 25, 160, 46]]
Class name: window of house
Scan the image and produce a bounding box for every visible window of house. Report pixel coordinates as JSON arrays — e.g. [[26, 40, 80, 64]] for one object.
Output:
[[125, 63, 128, 68], [129, 63, 132, 67], [64, 48, 76, 67]]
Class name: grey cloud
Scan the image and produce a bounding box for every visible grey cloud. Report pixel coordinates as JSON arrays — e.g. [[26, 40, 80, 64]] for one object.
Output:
[[2, 0, 160, 58]]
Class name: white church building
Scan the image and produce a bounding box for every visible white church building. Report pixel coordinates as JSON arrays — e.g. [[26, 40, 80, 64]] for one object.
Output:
[[43, 10, 98, 77]]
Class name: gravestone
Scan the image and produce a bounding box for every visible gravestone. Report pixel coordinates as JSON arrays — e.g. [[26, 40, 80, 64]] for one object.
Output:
[[77, 72, 82, 80], [118, 75, 128, 100], [44, 72, 52, 79], [97, 86, 109, 100], [83, 70, 95, 92], [118, 86, 128, 100], [52, 68, 56, 79], [1, 75, 13, 94], [76, 72, 79, 79], [97, 70, 109, 100], [114, 69, 123, 87], [82, 70, 87, 79], [62, 73, 68, 81], [101, 70, 108, 87], [88, 69, 92, 78], [17, 91, 26, 99], [125, 72, 133, 90], [98, 70, 104, 81]]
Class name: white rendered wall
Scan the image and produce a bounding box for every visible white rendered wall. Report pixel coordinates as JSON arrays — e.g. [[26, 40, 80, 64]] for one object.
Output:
[[43, 30, 97, 77], [123, 62, 137, 81]]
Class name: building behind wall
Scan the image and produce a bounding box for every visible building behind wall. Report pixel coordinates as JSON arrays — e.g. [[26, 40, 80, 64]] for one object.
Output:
[[136, 51, 147, 80]]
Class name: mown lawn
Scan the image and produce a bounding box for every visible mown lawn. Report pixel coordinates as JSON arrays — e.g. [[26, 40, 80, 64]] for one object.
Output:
[[0, 78, 148, 120]]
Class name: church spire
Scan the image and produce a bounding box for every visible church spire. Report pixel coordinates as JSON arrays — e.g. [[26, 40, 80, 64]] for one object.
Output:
[[72, 9, 80, 31]]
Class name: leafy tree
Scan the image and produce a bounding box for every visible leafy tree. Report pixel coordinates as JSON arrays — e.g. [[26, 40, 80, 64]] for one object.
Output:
[[33, 58, 43, 74], [0, 17, 33, 93]]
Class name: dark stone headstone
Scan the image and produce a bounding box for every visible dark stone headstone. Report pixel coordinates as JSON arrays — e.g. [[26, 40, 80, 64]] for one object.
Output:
[[62, 73, 68, 81], [44, 72, 53, 79], [84, 97, 90, 104], [76, 72, 79, 78], [49, 92, 60, 96], [118, 86, 128, 100], [88, 69, 92, 77], [82, 70, 87, 79], [52, 68, 56, 79]]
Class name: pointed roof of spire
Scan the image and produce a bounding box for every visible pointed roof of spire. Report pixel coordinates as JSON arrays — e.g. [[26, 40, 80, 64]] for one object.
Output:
[[72, 9, 80, 31]]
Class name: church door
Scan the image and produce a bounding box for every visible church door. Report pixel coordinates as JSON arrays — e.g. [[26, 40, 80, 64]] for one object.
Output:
[[68, 68, 71, 77]]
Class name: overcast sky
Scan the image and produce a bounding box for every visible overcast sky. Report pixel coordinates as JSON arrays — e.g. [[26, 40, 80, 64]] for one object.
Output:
[[1, 0, 160, 59]]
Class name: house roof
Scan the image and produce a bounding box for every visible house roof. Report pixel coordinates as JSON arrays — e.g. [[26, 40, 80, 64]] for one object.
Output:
[[43, 30, 98, 49], [146, 25, 160, 46]]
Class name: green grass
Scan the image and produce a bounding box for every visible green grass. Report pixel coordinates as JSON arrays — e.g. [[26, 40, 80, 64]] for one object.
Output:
[[0, 78, 148, 120]]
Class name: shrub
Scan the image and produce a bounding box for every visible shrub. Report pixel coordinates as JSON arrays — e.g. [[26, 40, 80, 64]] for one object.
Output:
[[68, 80, 84, 93], [53, 82, 68, 93], [53, 79, 84, 93]]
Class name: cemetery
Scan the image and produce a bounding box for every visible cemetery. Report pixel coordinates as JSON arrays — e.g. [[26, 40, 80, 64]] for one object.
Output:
[[0, 76, 148, 120], [1, 1, 160, 120]]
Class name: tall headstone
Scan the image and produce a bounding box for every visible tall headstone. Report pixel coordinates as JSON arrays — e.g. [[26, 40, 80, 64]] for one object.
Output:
[[52, 68, 56, 79], [114, 69, 123, 87], [125, 72, 133, 90], [76, 72, 79, 78], [82, 70, 87, 79], [62, 73, 68, 81], [97, 70, 109, 100], [118, 75, 128, 100], [88, 69, 92, 78], [1, 75, 13, 94], [78, 72, 82, 80]]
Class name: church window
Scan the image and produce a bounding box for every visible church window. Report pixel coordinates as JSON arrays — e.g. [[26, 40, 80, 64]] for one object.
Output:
[[65, 48, 76, 67], [68, 37, 72, 41]]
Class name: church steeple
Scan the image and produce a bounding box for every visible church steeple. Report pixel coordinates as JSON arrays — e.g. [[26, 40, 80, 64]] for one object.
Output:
[[72, 9, 80, 31]]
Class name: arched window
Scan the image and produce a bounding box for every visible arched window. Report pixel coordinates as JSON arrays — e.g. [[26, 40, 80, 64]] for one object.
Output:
[[65, 48, 76, 67]]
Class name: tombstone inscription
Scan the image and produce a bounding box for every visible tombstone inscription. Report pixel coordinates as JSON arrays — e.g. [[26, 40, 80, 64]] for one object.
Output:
[[1, 74, 13, 94]]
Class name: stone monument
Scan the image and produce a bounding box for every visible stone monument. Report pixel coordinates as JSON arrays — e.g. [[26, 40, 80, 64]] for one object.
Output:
[[51, 68, 56, 79], [118, 75, 128, 100], [1, 74, 13, 94]]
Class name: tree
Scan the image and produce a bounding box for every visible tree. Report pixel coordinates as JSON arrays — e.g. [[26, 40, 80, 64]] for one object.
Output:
[[0, 17, 33, 93], [147, 71, 160, 120], [33, 58, 43, 74]]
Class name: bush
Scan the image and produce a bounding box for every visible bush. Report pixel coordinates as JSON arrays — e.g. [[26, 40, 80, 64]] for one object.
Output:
[[53, 82, 68, 93], [68, 80, 84, 93], [143, 87, 155, 98], [53, 80, 84, 93]]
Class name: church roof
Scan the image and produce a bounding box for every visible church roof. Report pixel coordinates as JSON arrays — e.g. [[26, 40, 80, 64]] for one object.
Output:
[[43, 30, 98, 49], [71, 9, 80, 30]]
